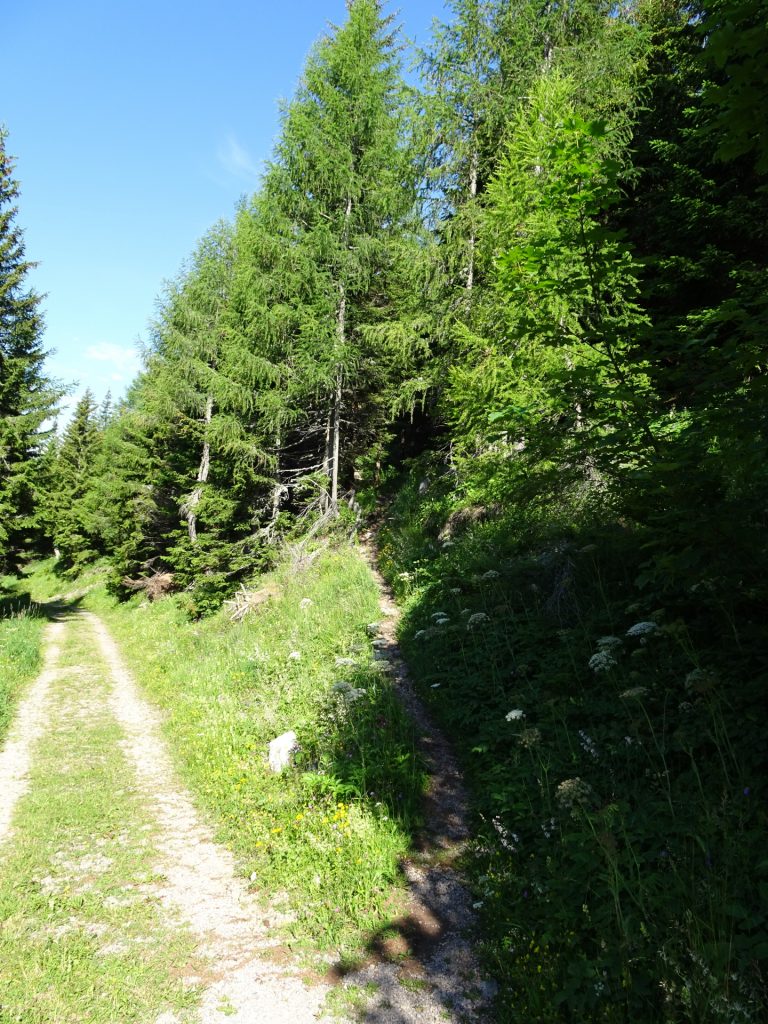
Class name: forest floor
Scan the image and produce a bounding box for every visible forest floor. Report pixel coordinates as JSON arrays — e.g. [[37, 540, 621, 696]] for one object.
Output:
[[0, 560, 490, 1023]]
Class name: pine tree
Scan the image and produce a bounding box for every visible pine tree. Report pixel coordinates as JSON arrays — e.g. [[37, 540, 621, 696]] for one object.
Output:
[[416, 0, 644, 432], [0, 127, 59, 573], [262, 0, 419, 510], [50, 389, 104, 570], [477, 73, 657, 485]]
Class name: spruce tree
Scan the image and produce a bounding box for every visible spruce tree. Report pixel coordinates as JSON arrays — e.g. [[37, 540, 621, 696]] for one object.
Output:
[[0, 127, 59, 573], [50, 389, 104, 570]]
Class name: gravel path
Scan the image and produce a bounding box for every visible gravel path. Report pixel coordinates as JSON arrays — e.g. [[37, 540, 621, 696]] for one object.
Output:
[[0, 611, 331, 1023]]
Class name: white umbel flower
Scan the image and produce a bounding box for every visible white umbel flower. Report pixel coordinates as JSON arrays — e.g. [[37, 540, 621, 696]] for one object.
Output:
[[626, 621, 658, 638], [589, 650, 617, 673]]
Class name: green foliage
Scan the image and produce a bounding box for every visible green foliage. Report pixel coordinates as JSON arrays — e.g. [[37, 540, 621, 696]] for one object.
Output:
[[48, 389, 105, 571], [0, 582, 44, 741], [0, 127, 60, 573], [379, 461, 768, 1022], [78, 546, 424, 951], [11, 0, 767, 1017]]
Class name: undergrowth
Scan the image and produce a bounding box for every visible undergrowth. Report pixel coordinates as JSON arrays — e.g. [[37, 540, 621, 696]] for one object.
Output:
[[23, 547, 425, 958], [0, 577, 46, 742], [377, 459, 768, 1023]]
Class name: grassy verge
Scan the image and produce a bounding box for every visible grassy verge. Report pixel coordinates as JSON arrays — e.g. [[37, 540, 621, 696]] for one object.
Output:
[[24, 546, 425, 959], [377, 464, 768, 1023], [0, 577, 47, 744], [0, 613, 200, 1023]]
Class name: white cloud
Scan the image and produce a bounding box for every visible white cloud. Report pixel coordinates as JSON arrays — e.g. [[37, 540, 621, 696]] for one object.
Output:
[[216, 134, 261, 182], [85, 342, 141, 374]]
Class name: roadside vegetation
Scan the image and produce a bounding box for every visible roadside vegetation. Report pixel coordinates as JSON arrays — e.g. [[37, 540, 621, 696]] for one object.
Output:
[[378, 465, 767, 1023], [23, 550, 425, 959], [2, 0, 766, 1019], [0, 578, 46, 743]]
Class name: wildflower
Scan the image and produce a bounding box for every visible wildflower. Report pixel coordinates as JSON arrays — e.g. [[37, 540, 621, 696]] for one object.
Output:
[[413, 629, 426, 640], [578, 730, 599, 760], [626, 621, 658, 638], [596, 635, 622, 652], [467, 612, 489, 629], [540, 817, 557, 839], [517, 727, 541, 750], [482, 570, 500, 581], [472, 901, 484, 909], [430, 683, 441, 689], [555, 777, 594, 813], [288, 651, 301, 661], [299, 598, 313, 610], [506, 708, 525, 722], [588, 650, 617, 673], [434, 616, 450, 626], [450, 587, 461, 595], [431, 611, 448, 621], [492, 816, 519, 851], [620, 686, 649, 699]]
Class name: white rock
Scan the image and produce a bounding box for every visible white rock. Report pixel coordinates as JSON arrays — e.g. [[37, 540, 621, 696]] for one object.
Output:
[[268, 731, 298, 773]]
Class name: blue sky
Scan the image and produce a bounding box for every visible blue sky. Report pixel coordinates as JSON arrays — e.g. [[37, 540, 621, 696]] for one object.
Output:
[[4, 0, 447, 421]]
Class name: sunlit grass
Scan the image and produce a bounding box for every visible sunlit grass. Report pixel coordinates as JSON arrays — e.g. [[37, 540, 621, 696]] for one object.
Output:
[[0, 613, 200, 1023], [0, 576, 46, 743], [33, 546, 428, 956]]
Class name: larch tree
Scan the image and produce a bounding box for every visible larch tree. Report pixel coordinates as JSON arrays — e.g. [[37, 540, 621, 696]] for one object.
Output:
[[263, 0, 420, 510], [0, 127, 59, 573]]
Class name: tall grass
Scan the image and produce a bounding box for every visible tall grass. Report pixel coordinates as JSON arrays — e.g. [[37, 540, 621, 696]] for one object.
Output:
[[0, 580, 46, 742], [75, 546, 425, 954], [378, 469, 767, 1023]]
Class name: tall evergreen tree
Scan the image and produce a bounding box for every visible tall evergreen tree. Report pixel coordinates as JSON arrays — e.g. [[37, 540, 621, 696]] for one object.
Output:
[[261, 0, 420, 509], [0, 127, 59, 573], [50, 389, 104, 570], [416, 0, 645, 430]]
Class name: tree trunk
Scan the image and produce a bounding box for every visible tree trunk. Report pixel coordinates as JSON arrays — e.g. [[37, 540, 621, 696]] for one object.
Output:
[[184, 395, 213, 544], [329, 194, 352, 508], [466, 147, 478, 294], [330, 363, 343, 506]]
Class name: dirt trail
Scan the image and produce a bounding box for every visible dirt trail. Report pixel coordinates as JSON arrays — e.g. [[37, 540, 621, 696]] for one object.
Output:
[[0, 619, 65, 845], [85, 611, 328, 1023], [0, 611, 331, 1024], [336, 543, 494, 1023], [1, 588, 491, 1023]]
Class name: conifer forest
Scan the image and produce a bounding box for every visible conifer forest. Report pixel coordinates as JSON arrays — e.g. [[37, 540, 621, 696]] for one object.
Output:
[[1, 0, 767, 1021]]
